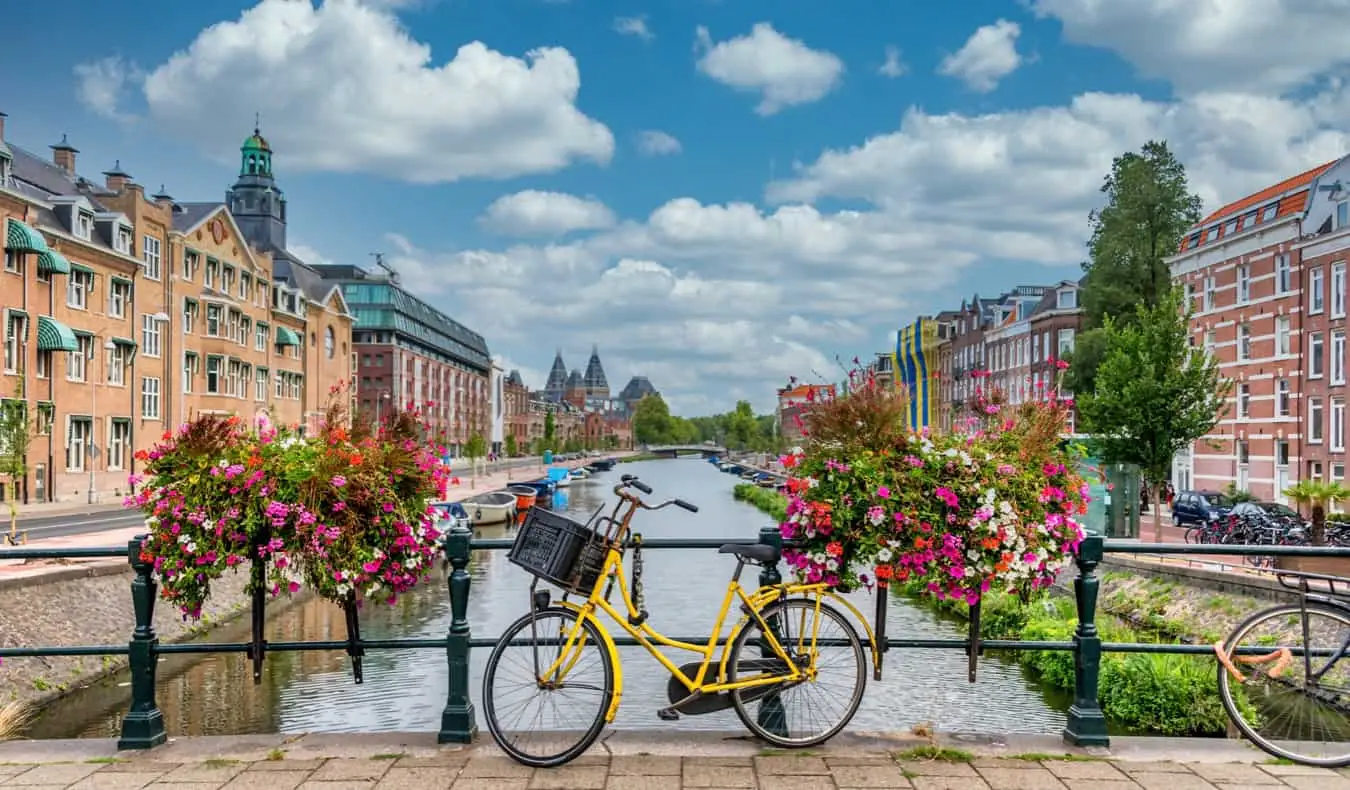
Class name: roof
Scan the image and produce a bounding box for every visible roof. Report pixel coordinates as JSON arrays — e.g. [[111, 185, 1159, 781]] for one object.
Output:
[[619, 375, 657, 401], [1199, 161, 1334, 227], [1179, 160, 1337, 253], [172, 201, 224, 232], [777, 384, 835, 400]]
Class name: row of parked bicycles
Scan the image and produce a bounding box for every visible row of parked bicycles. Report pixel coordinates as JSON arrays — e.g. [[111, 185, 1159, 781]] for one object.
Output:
[[1176, 497, 1350, 567]]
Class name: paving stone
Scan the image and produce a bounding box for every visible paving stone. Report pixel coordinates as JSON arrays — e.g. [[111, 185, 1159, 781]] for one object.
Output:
[[306, 758, 391, 782], [459, 756, 534, 778], [1042, 762, 1128, 781], [0, 767, 29, 780], [155, 762, 248, 785], [909, 777, 991, 790], [609, 756, 680, 776], [1055, 783, 1138, 790], [899, 762, 979, 778], [1186, 765, 1282, 785], [93, 763, 180, 775], [1112, 763, 1197, 775], [756, 755, 830, 775], [375, 766, 458, 789], [220, 772, 311, 790], [528, 765, 608, 789], [450, 780, 529, 790], [830, 763, 911, 787], [393, 754, 468, 769], [682, 761, 757, 788], [604, 777, 680, 790], [1259, 763, 1344, 777], [1128, 773, 1218, 790], [1280, 775, 1350, 790], [830, 757, 901, 767], [296, 783, 381, 790], [975, 767, 1066, 790], [765, 778, 835, 790], [245, 760, 327, 772], [67, 773, 164, 790], [7, 764, 104, 786]]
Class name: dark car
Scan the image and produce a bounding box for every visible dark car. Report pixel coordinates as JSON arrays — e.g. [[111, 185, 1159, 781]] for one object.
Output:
[[1171, 490, 1233, 526], [1230, 501, 1305, 526]]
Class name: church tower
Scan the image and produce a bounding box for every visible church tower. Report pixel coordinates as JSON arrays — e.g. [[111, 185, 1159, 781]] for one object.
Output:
[[226, 124, 288, 252]]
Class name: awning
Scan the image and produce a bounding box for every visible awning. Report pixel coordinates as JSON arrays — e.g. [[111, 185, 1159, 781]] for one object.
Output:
[[275, 326, 301, 346], [69, 262, 94, 275], [111, 337, 137, 348], [4, 308, 26, 319], [36, 316, 78, 352], [110, 275, 134, 286], [5, 219, 49, 254], [37, 250, 71, 275]]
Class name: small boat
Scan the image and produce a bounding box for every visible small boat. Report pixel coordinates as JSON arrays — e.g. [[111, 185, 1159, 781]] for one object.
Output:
[[507, 485, 538, 512], [587, 458, 617, 472], [570, 467, 590, 480], [547, 467, 572, 488], [428, 500, 472, 542], [516, 479, 556, 498], [463, 491, 517, 526]]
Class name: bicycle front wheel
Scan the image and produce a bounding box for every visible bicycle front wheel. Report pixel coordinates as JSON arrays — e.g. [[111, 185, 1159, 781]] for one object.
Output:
[[1218, 602, 1350, 766], [482, 606, 615, 768], [728, 597, 866, 748]]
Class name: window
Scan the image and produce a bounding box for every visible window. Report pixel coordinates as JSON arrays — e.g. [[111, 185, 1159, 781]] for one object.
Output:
[[1262, 203, 1279, 222], [1312, 267, 1325, 314], [275, 371, 284, 399], [1238, 264, 1250, 303], [35, 403, 53, 436], [114, 227, 131, 255], [206, 356, 221, 394], [240, 272, 251, 300], [256, 368, 268, 401], [1225, 219, 1238, 236], [183, 353, 196, 394], [1312, 332, 1325, 378], [75, 212, 92, 240], [1335, 262, 1347, 318], [182, 300, 195, 334], [142, 235, 161, 280], [1339, 201, 1349, 230], [226, 360, 242, 397], [66, 270, 91, 309], [1203, 277, 1215, 311], [141, 314, 162, 358], [1057, 328, 1075, 355], [325, 326, 335, 359], [1056, 289, 1076, 310], [205, 259, 218, 289], [1334, 398, 1346, 452], [1310, 398, 1325, 443], [107, 420, 130, 471], [3, 313, 24, 373], [65, 417, 90, 471], [1277, 379, 1291, 417], [35, 350, 50, 380], [1238, 323, 1252, 361], [1276, 315, 1291, 355], [108, 344, 126, 386], [222, 266, 235, 296], [1238, 384, 1251, 419], [1276, 254, 1292, 294], [3, 250, 16, 274], [108, 279, 129, 319], [1336, 330, 1347, 385], [255, 323, 268, 351], [1204, 330, 1216, 357], [182, 251, 198, 281], [141, 377, 161, 419], [206, 304, 221, 336], [66, 335, 90, 381]]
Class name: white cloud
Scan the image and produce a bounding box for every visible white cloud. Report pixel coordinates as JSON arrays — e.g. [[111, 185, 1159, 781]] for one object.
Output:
[[636, 130, 682, 156], [479, 190, 616, 236], [77, 0, 613, 183], [694, 23, 845, 115], [938, 19, 1023, 92], [879, 45, 907, 78], [614, 15, 654, 41], [74, 56, 143, 121]]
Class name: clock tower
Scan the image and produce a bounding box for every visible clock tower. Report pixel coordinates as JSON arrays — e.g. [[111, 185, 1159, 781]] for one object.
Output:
[[226, 125, 288, 253]]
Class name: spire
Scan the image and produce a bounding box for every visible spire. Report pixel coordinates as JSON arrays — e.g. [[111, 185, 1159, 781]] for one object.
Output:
[[544, 349, 569, 400], [240, 121, 273, 178], [583, 344, 609, 396]]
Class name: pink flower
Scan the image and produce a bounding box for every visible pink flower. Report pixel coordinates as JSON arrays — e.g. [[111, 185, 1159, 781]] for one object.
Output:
[[876, 485, 891, 498]]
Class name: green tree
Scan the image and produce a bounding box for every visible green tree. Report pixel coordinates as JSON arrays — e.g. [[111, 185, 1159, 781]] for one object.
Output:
[[1283, 480, 1350, 546], [464, 433, 488, 486], [1071, 141, 1203, 393], [543, 410, 556, 444], [725, 400, 758, 450], [1077, 287, 1231, 542], [504, 433, 517, 457], [0, 386, 32, 545], [563, 437, 582, 454], [631, 394, 674, 445]]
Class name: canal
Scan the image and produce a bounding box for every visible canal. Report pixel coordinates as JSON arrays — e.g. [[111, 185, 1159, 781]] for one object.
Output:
[[31, 457, 1068, 739]]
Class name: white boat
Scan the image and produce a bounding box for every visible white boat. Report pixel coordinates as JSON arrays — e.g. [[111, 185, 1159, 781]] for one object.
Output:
[[462, 491, 517, 526], [569, 467, 591, 480]]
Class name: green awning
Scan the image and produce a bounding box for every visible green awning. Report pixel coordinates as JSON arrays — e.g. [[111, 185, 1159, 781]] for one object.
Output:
[[69, 262, 94, 275], [111, 337, 137, 348], [5, 219, 49, 254], [36, 316, 78, 352], [275, 326, 301, 346], [4, 308, 27, 319], [37, 249, 71, 275], [110, 275, 134, 286]]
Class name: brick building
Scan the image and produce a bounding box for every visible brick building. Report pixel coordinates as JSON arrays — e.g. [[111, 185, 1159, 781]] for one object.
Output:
[[1028, 280, 1082, 428], [776, 384, 836, 443]]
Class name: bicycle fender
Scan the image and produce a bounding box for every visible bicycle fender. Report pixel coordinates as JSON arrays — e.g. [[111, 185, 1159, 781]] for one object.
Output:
[[557, 602, 624, 723]]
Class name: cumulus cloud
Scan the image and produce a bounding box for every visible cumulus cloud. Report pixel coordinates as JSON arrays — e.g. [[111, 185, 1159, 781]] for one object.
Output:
[[74, 56, 143, 121], [75, 0, 613, 183], [879, 45, 907, 78], [479, 190, 617, 236], [938, 19, 1023, 92], [636, 130, 682, 156], [614, 15, 654, 41], [694, 23, 845, 115]]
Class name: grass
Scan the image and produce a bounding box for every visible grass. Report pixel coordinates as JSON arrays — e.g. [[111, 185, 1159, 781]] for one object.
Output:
[[733, 483, 787, 521], [896, 746, 973, 762], [0, 702, 34, 741], [1009, 753, 1100, 762]]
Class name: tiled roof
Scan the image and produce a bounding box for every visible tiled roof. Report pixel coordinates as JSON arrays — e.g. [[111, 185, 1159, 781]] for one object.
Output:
[[1198, 161, 1334, 227], [1179, 160, 1336, 253]]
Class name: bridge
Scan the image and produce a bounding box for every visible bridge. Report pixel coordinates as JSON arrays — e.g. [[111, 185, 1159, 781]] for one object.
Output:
[[647, 444, 728, 458]]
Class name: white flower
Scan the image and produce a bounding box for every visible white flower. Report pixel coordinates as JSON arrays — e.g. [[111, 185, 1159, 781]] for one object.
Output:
[[944, 448, 958, 457], [877, 547, 894, 563], [791, 446, 804, 455], [825, 558, 839, 571], [217, 459, 230, 469]]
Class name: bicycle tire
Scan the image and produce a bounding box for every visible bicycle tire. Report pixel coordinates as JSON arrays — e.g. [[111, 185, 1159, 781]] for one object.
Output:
[[1217, 602, 1350, 767], [1184, 526, 1199, 544], [482, 606, 615, 768], [727, 597, 866, 748]]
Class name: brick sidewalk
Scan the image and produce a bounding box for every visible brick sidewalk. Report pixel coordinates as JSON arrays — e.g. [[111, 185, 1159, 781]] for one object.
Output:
[[0, 750, 1344, 789]]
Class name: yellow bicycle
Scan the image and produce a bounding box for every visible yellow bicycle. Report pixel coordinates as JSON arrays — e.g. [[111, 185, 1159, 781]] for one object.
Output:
[[483, 474, 882, 767]]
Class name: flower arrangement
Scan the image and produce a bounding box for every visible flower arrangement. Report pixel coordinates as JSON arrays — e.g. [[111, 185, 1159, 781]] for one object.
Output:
[[778, 362, 1087, 605]]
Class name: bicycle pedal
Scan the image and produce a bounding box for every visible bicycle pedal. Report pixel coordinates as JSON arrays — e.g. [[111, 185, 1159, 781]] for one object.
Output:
[[656, 707, 680, 721]]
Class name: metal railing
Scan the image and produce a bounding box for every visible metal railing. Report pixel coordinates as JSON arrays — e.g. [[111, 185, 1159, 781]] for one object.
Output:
[[4, 526, 1350, 750]]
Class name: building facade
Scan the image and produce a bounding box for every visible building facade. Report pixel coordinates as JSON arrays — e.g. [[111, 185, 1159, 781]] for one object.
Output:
[[895, 318, 939, 430], [777, 384, 836, 444]]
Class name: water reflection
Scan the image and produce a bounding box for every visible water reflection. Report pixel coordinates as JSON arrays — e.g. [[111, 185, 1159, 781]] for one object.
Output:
[[33, 458, 1068, 738]]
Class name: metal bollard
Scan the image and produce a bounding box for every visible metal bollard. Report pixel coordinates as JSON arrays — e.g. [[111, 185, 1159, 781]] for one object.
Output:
[[118, 535, 167, 750], [1062, 534, 1109, 747], [438, 520, 478, 743], [755, 524, 788, 736]]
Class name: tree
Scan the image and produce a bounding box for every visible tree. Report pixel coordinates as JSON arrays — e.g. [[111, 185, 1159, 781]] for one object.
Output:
[[544, 410, 556, 444], [504, 433, 517, 457], [1077, 287, 1231, 542], [1283, 480, 1350, 546], [463, 433, 488, 486], [725, 400, 758, 450], [1070, 141, 1203, 394], [0, 390, 32, 545], [631, 394, 674, 445]]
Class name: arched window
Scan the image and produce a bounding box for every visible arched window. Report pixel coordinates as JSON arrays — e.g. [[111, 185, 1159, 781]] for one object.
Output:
[[325, 327, 335, 359]]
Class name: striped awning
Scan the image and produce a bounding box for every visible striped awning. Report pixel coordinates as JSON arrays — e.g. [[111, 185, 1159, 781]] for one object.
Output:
[[36, 316, 78, 352], [275, 326, 301, 347], [37, 249, 71, 275], [5, 219, 49, 254]]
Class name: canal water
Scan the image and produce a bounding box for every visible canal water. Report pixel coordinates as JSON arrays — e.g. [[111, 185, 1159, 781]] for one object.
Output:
[[31, 458, 1068, 739]]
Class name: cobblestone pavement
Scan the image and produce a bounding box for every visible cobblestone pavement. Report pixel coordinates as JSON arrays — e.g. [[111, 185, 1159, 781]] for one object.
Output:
[[1, 750, 1348, 789]]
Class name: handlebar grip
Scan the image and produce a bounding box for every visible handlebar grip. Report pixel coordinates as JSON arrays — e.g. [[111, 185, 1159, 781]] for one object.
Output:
[[632, 480, 653, 494], [674, 499, 699, 513]]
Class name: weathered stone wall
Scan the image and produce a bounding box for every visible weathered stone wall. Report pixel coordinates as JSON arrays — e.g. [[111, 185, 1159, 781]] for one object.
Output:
[[0, 562, 290, 707]]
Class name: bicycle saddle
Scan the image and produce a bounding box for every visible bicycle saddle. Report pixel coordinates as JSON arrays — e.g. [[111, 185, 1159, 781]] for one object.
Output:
[[718, 543, 781, 565]]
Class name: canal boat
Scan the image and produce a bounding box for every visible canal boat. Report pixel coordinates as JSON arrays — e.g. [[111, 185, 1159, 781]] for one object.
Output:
[[569, 467, 591, 480], [586, 458, 617, 472], [506, 485, 538, 512], [547, 466, 572, 488], [515, 479, 556, 498], [428, 500, 472, 540], [463, 491, 517, 526]]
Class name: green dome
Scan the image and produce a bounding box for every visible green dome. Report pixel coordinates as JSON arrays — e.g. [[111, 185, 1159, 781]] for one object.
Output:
[[242, 130, 270, 152]]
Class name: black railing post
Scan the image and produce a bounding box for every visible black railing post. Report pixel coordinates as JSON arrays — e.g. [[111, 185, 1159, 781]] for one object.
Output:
[[1063, 534, 1109, 747], [755, 524, 788, 736], [439, 520, 478, 743], [118, 535, 166, 750]]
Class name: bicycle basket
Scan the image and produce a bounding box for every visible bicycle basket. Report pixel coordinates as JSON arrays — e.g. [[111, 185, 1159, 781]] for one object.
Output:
[[507, 507, 611, 595]]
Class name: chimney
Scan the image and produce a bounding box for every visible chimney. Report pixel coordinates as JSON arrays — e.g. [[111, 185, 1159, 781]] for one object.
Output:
[[50, 134, 78, 175], [0, 112, 7, 144], [102, 160, 131, 192], [151, 184, 175, 210]]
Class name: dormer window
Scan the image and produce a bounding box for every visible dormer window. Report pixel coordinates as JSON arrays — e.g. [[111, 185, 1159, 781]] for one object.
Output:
[[1337, 201, 1349, 230], [1224, 219, 1238, 236], [0, 154, 11, 187], [1057, 289, 1077, 310], [1262, 202, 1279, 222], [76, 212, 93, 240], [114, 227, 132, 254]]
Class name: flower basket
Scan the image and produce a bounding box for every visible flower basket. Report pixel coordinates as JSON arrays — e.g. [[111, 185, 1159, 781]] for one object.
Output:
[[128, 390, 450, 685]]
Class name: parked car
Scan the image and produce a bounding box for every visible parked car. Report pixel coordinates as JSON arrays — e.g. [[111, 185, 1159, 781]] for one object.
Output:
[[1171, 490, 1233, 526]]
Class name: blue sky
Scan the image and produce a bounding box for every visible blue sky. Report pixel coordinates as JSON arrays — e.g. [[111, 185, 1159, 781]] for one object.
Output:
[[4, 0, 1349, 413]]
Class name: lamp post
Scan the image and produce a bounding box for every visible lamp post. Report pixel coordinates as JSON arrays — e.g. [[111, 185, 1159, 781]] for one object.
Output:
[[88, 335, 117, 504], [375, 390, 391, 425]]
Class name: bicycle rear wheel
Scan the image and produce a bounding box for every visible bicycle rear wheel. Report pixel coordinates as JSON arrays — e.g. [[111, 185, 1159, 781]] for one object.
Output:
[[482, 606, 615, 768], [727, 597, 866, 748], [1217, 602, 1350, 766]]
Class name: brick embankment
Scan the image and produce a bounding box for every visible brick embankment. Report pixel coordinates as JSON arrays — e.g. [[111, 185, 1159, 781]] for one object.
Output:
[[0, 731, 1341, 789]]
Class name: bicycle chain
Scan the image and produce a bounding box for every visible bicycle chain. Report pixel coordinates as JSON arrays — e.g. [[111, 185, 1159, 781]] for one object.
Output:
[[629, 533, 649, 627]]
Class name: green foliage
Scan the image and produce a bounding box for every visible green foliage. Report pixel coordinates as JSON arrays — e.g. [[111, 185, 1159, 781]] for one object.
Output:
[[504, 433, 517, 457], [1222, 482, 1258, 504], [631, 394, 674, 444], [563, 437, 582, 454], [543, 410, 556, 442], [733, 483, 787, 521], [1283, 479, 1350, 545], [463, 433, 488, 460]]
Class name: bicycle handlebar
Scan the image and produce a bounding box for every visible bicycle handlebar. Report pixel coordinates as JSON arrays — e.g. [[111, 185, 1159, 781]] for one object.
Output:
[[616, 475, 699, 512]]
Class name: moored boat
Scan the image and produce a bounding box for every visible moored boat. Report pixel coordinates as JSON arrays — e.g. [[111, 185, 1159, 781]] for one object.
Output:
[[587, 458, 617, 472], [515, 479, 556, 498], [463, 491, 517, 526], [507, 485, 538, 512], [428, 500, 472, 542], [547, 466, 572, 488], [570, 467, 590, 480]]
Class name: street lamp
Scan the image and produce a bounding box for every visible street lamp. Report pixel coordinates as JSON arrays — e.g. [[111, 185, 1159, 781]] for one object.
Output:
[[88, 336, 117, 504], [375, 390, 391, 424]]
